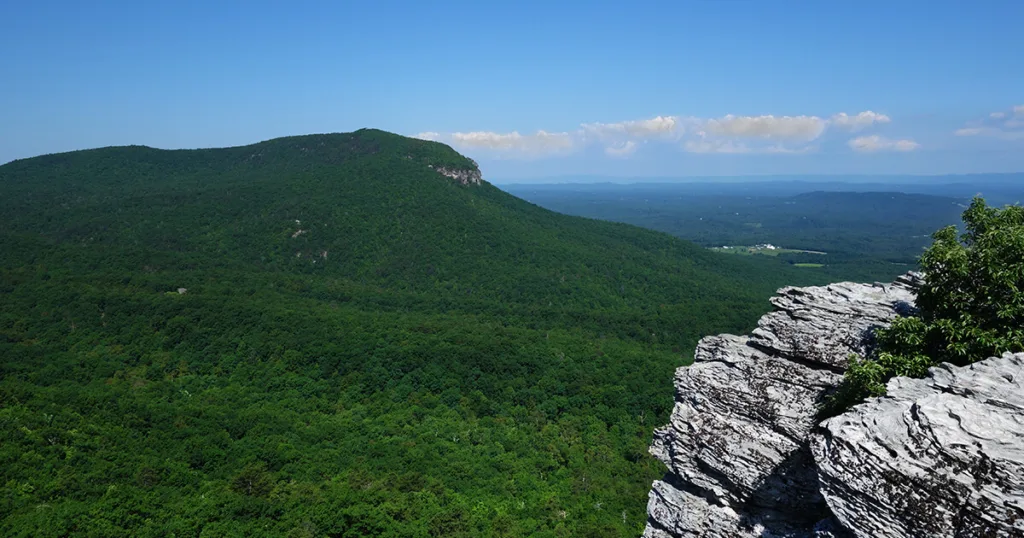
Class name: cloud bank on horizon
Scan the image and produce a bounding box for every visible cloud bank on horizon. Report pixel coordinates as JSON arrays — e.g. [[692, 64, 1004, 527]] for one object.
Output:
[[954, 105, 1024, 141], [415, 107, 1022, 161]]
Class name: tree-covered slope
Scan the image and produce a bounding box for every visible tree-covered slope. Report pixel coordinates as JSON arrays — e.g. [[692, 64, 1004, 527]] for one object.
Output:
[[1, 129, 832, 537]]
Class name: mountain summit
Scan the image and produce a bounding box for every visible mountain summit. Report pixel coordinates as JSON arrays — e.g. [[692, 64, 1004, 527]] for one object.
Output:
[[0, 129, 805, 337], [1, 129, 829, 536]]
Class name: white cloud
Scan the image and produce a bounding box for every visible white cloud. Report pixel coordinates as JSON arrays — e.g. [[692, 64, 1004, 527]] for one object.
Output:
[[955, 127, 984, 136], [764, 145, 817, 154], [848, 135, 920, 152], [581, 115, 680, 139], [683, 139, 752, 154], [702, 114, 827, 141], [955, 126, 1024, 140], [414, 132, 441, 141], [419, 107, 901, 159], [954, 106, 1024, 140], [449, 130, 575, 154], [830, 111, 891, 131], [604, 141, 638, 157], [683, 132, 815, 154]]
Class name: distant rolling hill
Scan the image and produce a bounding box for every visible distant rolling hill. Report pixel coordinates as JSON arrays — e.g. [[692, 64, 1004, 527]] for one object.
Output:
[[504, 184, 965, 282], [1, 129, 840, 536], [499, 174, 1024, 203]]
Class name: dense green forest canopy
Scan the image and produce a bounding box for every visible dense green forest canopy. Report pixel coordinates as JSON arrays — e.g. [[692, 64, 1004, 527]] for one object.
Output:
[[2, 129, 852, 537]]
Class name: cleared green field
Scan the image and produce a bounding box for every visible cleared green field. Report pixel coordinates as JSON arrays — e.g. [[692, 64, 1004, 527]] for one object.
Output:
[[709, 246, 827, 257], [794, 263, 825, 268]]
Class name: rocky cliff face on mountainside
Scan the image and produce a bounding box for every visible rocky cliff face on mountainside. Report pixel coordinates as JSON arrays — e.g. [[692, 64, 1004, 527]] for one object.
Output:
[[643, 273, 1024, 537], [428, 164, 482, 185]]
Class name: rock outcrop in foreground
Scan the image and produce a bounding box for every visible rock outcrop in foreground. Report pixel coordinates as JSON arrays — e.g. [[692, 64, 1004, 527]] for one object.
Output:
[[645, 277, 917, 537], [814, 353, 1024, 537], [644, 273, 1024, 537]]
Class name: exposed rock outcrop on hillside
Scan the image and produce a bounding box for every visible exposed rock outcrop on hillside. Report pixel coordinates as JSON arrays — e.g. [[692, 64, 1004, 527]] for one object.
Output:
[[645, 277, 917, 537], [813, 353, 1024, 538], [428, 164, 482, 185]]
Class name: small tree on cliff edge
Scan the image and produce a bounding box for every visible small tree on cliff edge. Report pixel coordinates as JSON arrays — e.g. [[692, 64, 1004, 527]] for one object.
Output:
[[825, 197, 1024, 415]]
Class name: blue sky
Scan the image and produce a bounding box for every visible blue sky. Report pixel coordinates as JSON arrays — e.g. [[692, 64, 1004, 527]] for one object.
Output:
[[2, 0, 1022, 179]]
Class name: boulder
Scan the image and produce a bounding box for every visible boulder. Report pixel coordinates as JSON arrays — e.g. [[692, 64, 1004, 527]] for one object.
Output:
[[812, 353, 1024, 538], [644, 277, 917, 537]]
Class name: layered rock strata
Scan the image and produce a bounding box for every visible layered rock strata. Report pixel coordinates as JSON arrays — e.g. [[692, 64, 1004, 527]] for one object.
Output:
[[813, 353, 1024, 538], [644, 277, 918, 537]]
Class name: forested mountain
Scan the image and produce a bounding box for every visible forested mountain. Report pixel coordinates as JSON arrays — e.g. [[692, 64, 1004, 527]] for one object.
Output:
[[1, 130, 840, 537]]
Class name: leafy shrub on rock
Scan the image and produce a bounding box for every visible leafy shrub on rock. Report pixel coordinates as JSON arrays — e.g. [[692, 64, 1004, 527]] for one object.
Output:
[[826, 197, 1024, 414]]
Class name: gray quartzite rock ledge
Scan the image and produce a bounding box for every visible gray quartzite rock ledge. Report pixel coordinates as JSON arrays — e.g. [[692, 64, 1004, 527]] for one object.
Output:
[[644, 276, 918, 538], [813, 353, 1024, 538], [749, 272, 921, 370], [428, 164, 482, 185]]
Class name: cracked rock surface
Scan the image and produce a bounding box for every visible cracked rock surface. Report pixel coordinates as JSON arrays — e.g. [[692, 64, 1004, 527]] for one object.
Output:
[[812, 353, 1024, 538], [644, 276, 917, 537], [749, 273, 920, 369]]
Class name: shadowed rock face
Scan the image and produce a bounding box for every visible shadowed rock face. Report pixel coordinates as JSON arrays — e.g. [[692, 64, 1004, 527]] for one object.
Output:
[[644, 276, 918, 538], [813, 353, 1024, 538], [644, 271, 1024, 538]]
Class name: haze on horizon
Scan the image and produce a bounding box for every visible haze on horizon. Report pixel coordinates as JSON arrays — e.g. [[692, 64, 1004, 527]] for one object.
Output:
[[2, 0, 1022, 179]]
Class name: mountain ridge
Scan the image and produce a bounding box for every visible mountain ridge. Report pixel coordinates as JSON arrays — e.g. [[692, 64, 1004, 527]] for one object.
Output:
[[0, 129, 842, 536]]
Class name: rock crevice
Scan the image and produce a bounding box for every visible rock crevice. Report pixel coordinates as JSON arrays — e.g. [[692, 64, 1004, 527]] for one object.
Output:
[[644, 272, 1024, 537], [645, 278, 917, 537], [812, 353, 1024, 537]]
